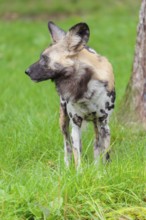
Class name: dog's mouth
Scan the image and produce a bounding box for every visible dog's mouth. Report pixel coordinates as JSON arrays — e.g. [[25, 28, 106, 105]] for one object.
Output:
[[25, 69, 49, 82], [25, 72, 38, 82], [32, 79, 39, 83], [25, 66, 58, 82], [28, 76, 43, 83], [32, 79, 48, 83], [29, 75, 51, 83]]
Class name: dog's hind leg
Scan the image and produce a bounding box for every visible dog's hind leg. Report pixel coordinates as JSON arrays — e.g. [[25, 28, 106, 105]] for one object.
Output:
[[93, 117, 111, 165], [60, 102, 72, 167]]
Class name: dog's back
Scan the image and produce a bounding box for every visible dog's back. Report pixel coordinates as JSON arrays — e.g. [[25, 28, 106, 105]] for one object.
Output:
[[78, 48, 114, 91]]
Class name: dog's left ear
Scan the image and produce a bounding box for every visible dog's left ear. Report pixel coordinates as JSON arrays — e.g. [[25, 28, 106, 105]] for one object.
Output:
[[66, 22, 90, 52], [48, 21, 66, 43]]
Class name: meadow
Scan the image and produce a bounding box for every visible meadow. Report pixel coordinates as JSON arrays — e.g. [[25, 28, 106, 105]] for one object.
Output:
[[0, 0, 146, 219]]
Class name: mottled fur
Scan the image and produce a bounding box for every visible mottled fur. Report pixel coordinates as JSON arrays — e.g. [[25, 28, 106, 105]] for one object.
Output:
[[25, 21, 115, 168]]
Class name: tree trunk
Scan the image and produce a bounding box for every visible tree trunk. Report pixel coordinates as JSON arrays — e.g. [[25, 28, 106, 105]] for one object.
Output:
[[121, 0, 146, 128]]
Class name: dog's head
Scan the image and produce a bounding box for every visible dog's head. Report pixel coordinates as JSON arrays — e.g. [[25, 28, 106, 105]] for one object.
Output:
[[25, 21, 90, 82]]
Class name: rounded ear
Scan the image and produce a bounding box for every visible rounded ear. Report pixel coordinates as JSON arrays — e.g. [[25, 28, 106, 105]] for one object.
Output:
[[66, 22, 90, 52], [48, 21, 66, 43]]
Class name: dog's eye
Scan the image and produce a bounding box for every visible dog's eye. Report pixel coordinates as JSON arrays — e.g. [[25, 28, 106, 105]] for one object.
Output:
[[40, 54, 49, 62], [40, 55, 50, 66]]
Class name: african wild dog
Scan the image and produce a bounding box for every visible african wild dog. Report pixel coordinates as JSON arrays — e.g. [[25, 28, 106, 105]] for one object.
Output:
[[25, 21, 115, 168]]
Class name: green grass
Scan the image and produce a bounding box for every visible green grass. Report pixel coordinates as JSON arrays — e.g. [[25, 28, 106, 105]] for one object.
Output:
[[0, 1, 146, 219]]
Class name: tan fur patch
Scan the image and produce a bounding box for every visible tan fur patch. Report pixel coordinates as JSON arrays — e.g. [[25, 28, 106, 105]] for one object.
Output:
[[77, 49, 114, 91], [59, 105, 66, 132]]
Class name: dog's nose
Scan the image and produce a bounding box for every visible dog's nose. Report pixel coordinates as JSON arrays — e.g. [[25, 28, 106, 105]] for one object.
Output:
[[25, 68, 30, 75]]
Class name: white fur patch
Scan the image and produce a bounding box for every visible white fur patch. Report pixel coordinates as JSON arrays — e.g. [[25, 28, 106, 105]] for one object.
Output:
[[67, 80, 112, 120]]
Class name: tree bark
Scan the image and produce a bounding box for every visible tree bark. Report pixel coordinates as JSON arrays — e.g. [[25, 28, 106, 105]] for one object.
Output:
[[121, 0, 146, 128]]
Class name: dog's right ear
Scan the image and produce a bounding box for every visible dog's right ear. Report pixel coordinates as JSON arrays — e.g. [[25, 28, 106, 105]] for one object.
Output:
[[48, 21, 66, 43], [66, 22, 90, 53]]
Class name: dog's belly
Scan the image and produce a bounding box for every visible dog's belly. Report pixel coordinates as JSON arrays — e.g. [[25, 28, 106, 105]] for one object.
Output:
[[67, 98, 106, 122], [67, 80, 115, 122]]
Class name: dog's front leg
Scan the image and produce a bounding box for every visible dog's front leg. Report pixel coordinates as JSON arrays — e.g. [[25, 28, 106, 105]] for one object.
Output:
[[59, 102, 72, 167], [71, 124, 81, 169], [70, 115, 82, 169]]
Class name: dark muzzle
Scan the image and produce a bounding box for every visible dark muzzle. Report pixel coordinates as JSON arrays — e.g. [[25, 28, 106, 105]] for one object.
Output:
[[25, 68, 30, 75]]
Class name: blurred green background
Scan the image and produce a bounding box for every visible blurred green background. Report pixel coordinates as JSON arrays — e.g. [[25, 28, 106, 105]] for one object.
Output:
[[0, 0, 140, 18]]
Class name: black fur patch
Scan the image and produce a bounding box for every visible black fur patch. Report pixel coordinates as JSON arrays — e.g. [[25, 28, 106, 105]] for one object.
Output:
[[100, 109, 107, 114], [55, 66, 93, 101], [69, 23, 90, 44], [69, 112, 72, 118], [99, 109, 108, 123], [94, 142, 101, 149], [72, 114, 83, 127], [100, 126, 110, 138], [61, 102, 67, 113], [85, 111, 97, 121], [105, 102, 115, 111], [105, 152, 110, 161], [107, 89, 116, 103], [74, 67, 93, 100]]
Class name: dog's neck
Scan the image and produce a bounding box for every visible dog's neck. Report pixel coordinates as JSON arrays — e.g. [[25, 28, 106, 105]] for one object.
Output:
[[54, 64, 93, 102]]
